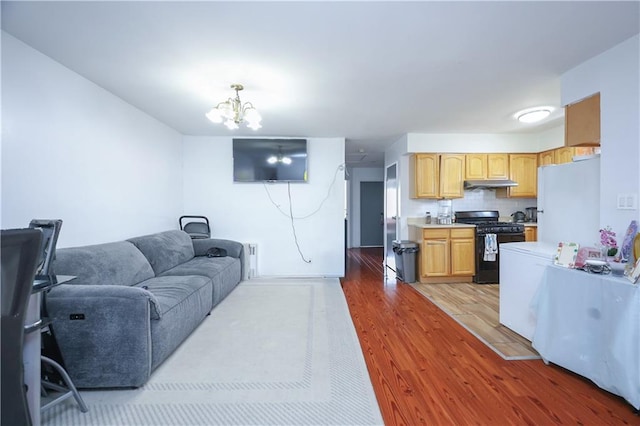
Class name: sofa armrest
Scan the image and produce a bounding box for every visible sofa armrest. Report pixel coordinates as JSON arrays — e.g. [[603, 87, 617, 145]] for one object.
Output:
[[192, 238, 244, 259], [45, 284, 156, 388]]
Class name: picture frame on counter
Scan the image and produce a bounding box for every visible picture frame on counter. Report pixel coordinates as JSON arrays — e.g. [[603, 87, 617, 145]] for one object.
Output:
[[627, 257, 640, 284], [554, 242, 579, 268]]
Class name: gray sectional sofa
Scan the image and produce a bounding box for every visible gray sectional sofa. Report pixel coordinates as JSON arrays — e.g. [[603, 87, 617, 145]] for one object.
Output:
[[47, 230, 243, 388]]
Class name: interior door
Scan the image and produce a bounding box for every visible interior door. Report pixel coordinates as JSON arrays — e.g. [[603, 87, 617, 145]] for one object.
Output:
[[360, 182, 384, 246], [385, 163, 398, 272]]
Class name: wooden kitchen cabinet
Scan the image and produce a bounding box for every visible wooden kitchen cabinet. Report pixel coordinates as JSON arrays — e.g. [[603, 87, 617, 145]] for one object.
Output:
[[465, 154, 509, 180], [486, 154, 509, 179], [539, 146, 598, 166], [565, 92, 600, 147], [410, 226, 475, 283], [411, 154, 464, 199], [497, 153, 538, 198], [439, 155, 465, 198], [450, 228, 476, 275], [465, 154, 486, 180], [524, 226, 537, 242], [411, 154, 439, 198], [538, 150, 555, 166], [554, 147, 574, 164], [421, 229, 449, 277]]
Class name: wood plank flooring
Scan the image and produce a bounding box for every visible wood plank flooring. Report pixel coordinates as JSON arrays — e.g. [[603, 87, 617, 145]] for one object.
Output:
[[412, 283, 538, 359], [340, 247, 639, 425]]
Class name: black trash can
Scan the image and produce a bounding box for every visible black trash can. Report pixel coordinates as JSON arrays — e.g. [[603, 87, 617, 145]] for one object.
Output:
[[392, 240, 419, 283]]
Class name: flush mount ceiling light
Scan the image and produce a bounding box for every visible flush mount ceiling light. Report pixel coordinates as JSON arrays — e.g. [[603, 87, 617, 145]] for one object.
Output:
[[267, 146, 292, 165], [515, 107, 553, 124], [205, 83, 262, 130]]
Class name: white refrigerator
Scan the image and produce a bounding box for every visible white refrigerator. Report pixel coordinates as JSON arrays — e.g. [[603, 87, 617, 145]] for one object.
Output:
[[499, 156, 601, 341], [537, 156, 600, 247]]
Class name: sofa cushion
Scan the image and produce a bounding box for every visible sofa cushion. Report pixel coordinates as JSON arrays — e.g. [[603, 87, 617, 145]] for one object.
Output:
[[160, 256, 241, 305], [128, 230, 195, 275], [54, 241, 155, 286], [135, 275, 212, 319], [135, 275, 213, 370]]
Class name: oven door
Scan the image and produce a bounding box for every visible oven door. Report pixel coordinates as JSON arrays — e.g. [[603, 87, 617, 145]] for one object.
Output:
[[474, 232, 525, 284]]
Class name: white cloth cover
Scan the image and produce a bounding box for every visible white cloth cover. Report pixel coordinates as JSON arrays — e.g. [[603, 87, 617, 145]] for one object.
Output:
[[483, 233, 498, 261], [532, 265, 640, 410]]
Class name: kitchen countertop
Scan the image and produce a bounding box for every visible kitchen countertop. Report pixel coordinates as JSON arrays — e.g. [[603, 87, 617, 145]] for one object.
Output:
[[408, 223, 476, 229]]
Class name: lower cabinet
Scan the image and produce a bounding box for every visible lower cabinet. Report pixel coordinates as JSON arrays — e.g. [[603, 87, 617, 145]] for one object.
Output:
[[524, 226, 537, 242], [410, 226, 475, 283]]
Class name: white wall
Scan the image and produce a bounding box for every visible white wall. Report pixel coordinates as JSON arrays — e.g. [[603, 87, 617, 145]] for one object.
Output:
[[561, 34, 640, 239], [347, 167, 384, 248], [182, 136, 345, 277], [406, 133, 539, 153], [1, 33, 184, 247]]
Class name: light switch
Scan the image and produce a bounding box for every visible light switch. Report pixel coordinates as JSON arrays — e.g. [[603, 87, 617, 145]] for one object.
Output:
[[617, 193, 638, 210]]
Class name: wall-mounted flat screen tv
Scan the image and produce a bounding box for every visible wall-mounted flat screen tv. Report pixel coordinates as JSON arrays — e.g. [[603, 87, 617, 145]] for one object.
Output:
[[233, 138, 308, 183]]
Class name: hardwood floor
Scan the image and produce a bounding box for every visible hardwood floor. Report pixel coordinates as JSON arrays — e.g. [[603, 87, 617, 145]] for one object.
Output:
[[412, 283, 538, 359], [340, 247, 639, 425]]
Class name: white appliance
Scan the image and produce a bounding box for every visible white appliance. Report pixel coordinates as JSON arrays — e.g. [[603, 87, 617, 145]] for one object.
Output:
[[537, 156, 600, 247], [500, 242, 558, 340]]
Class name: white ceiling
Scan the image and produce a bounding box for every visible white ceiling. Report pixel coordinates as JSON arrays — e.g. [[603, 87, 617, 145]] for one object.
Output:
[[2, 1, 639, 167]]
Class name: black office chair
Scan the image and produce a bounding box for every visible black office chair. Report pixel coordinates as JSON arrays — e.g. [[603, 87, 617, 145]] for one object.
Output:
[[27, 219, 88, 415], [1, 228, 43, 426], [179, 215, 211, 239]]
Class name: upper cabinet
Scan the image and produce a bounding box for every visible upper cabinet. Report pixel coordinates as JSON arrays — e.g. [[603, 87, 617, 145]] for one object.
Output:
[[565, 92, 601, 147], [554, 147, 574, 164], [508, 154, 538, 197], [465, 154, 509, 180], [497, 153, 538, 198], [411, 154, 465, 199], [538, 146, 598, 166], [465, 154, 486, 180], [538, 150, 555, 166]]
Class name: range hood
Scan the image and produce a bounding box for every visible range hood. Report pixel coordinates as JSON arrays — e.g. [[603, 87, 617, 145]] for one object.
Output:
[[464, 179, 518, 189]]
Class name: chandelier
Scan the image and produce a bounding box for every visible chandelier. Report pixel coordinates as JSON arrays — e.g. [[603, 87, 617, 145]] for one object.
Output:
[[205, 83, 262, 130]]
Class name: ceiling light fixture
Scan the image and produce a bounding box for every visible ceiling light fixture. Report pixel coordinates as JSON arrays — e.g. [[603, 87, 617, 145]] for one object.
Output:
[[516, 107, 553, 124], [205, 83, 262, 130]]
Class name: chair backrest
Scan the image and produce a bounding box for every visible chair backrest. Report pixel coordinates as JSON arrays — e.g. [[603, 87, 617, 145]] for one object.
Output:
[[2, 228, 42, 317], [179, 215, 211, 239], [1, 228, 41, 426], [28, 219, 63, 276]]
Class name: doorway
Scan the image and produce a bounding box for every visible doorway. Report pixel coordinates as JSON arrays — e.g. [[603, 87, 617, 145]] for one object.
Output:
[[360, 182, 384, 246]]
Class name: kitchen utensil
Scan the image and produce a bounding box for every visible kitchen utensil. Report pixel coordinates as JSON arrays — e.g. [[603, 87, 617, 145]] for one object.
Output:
[[525, 207, 537, 223], [511, 211, 526, 223]]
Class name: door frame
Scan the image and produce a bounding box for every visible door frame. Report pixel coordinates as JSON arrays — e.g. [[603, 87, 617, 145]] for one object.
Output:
[[384, 162, 399, 273]]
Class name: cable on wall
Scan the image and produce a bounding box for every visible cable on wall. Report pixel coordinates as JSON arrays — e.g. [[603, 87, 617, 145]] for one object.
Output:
[[287, 182, 311, 263], [262, 162, 345, 220], [262, 162, 345, 264]]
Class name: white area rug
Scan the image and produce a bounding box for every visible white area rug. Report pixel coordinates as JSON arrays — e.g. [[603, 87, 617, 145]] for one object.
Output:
[[42, 278, 383, 426]]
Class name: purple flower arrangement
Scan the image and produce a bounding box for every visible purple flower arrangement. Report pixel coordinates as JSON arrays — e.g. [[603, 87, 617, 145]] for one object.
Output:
[[599, 226, 618, 256]]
